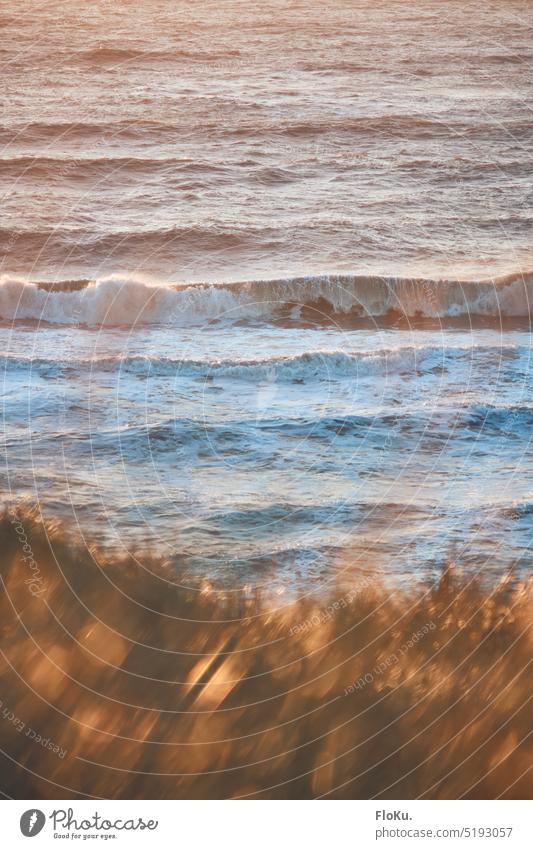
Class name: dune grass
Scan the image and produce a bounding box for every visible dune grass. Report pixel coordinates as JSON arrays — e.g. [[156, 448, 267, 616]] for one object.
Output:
[[0, 507, 531, 799]]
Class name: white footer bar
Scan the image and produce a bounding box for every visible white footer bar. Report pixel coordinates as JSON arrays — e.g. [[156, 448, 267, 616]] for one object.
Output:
[[3, 799, 530, 848]]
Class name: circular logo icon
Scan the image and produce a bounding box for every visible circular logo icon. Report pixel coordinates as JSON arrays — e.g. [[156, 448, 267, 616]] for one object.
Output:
[[20, 810, 46, 837]]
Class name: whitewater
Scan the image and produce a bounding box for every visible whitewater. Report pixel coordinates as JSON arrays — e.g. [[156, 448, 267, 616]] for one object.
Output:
[[0, 272, 532, 326]]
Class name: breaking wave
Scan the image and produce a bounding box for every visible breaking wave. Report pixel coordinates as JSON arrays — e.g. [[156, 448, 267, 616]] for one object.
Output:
[[0, 345, 525, 383], [0, 272, 530, 327]]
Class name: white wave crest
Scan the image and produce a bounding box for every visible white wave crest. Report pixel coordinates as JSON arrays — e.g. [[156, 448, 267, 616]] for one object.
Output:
[[0, 272, 530, 326], [0, 345, 523, 383]]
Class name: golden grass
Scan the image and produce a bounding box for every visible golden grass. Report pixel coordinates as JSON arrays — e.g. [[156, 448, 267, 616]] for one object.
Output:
[[0, 507, 531, 799]]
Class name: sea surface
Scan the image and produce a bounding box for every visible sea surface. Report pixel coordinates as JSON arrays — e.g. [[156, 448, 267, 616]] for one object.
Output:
[[0, 0, 531, 589]]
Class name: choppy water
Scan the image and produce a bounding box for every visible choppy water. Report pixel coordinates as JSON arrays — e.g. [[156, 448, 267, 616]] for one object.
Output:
[[0, 0, 531, 588]]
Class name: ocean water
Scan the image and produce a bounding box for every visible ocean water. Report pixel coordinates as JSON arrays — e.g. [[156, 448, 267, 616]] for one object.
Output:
[[1, 0, 531, 589]]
